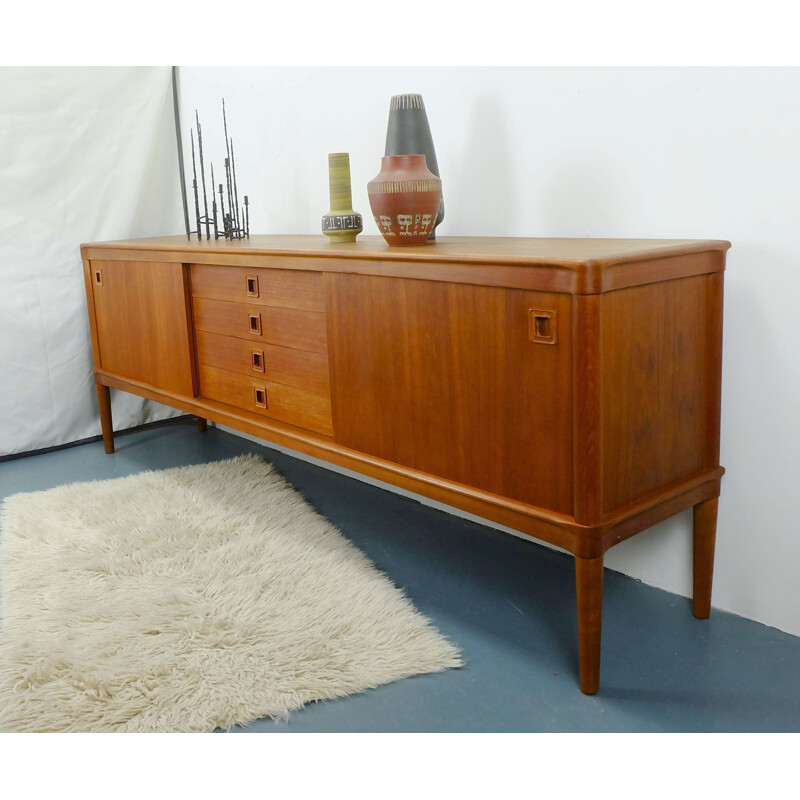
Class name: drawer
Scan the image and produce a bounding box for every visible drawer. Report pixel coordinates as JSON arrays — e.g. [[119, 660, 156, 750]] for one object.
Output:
[[195, 330, 330, 395], [199, 364, 333, 436], [191, 264, 325, 312], [193, 297, 328, 354]]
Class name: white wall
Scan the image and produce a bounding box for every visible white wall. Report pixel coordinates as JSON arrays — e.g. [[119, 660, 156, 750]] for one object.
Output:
[[179, 67, 800, 637], [0, 67, 185, 457]]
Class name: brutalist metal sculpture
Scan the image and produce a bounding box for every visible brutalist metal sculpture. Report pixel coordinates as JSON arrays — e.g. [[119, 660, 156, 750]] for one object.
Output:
[[184, 99, 250, 240]]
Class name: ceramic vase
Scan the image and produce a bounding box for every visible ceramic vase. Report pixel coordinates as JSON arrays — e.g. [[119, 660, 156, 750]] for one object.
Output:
[[367, 154, 442, 246], [384, 93, 444, 239], [321, 152, 363, 242]]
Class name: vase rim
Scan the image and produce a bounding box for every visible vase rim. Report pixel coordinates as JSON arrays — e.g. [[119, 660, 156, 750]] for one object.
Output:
[[389, 94, 426, 111]]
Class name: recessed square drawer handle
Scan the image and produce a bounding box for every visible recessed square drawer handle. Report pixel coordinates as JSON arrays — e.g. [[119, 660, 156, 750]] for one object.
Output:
[[93, 268, 103, 287], [254, 386, 268, 408], [528, 309, 557, 345], [251, 348, 265, 373], [248, 312, 262, 335], [246, 275, 259, 297]]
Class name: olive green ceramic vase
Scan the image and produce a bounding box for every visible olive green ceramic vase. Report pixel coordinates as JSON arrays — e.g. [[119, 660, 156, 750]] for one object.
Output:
[[322, 152, 363, 242]]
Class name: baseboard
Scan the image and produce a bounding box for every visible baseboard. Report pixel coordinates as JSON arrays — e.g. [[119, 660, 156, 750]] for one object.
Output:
[[0, 415, 195, 463]]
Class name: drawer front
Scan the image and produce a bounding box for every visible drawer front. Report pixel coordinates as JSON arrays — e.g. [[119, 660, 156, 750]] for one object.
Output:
[[193, 297, 327, 354], [195, 330, 330, 395], [191, 264, 325, 312], [199, 364, 333, 436]]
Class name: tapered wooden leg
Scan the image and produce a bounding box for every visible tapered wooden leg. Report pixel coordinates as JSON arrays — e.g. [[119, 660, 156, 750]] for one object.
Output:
[[95, 383, 114, 454], [195, 417, 208, 432], [693, 497, 718, 619], [575, 554, 604, 694]]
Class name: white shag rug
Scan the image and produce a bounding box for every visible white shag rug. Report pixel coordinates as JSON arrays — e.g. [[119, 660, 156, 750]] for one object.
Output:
[[0, 455, 461, 732]]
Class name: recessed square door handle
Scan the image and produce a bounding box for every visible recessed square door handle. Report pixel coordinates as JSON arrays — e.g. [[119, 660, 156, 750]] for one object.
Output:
[[251, 348, 265, 372], [528, 309, 557, 345]]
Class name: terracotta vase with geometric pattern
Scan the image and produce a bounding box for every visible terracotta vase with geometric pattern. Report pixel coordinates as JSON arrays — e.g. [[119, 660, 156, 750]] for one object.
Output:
[[367, 155, 442, 247]]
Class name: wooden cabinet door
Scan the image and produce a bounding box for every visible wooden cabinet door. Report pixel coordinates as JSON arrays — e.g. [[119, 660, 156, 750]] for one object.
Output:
[[326, 274, 574, 515], [89, 260, 195, 396]]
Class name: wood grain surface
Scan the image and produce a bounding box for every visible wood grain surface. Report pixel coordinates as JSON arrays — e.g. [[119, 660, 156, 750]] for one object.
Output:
[[600, 275, 713, 514], [191, 263, 325, 312], [327, 273, 573, 514], [195, 330, 330, 396], [198, 364, 333, 436], [82, 234, 730, 269], [90, 260, 194, 396], [82, 236, 729, 296], [192, 297, 328, 354]]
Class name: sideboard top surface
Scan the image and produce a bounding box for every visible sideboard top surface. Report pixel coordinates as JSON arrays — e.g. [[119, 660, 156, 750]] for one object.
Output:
[[82, 236, 729, 294], [82, 235, 729, 266]]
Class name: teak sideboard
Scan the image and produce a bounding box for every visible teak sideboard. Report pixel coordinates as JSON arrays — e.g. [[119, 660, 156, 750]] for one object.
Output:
[[80, 235, 728, 693]]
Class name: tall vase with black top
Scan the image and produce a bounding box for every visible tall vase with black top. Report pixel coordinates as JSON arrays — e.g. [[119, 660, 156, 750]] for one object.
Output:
[[385, 93, 444, 239]]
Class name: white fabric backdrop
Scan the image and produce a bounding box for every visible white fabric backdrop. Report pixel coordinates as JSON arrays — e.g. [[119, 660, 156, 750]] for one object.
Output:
[[0, 67, 185, 457], [180, 67, 800, 636]]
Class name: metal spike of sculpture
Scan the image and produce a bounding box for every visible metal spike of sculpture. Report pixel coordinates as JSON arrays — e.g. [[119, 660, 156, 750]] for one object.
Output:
[[184, 99, 250, 240]]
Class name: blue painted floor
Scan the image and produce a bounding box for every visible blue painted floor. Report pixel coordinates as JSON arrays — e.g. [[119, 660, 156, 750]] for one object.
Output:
[[2, 418, 799, 732]]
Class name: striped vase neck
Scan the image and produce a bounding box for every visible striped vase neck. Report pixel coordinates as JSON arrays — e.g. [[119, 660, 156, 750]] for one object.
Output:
[[368, 178, 441, 195], [390, 94, 425, 111]]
